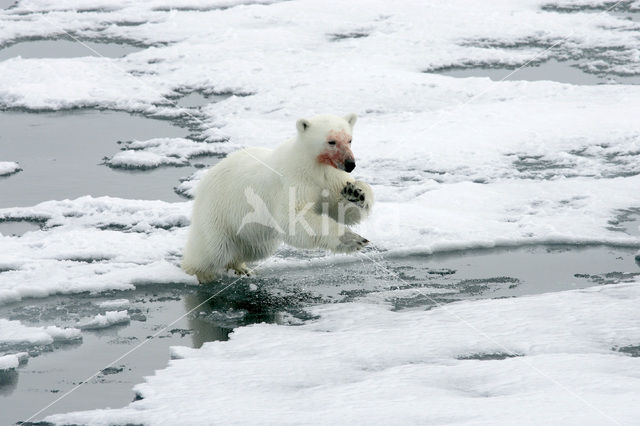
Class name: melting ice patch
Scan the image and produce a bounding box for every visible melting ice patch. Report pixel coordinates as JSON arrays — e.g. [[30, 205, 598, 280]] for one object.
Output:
[[0, 196, 197, 304], [96, 299, 130, 309], [174, 169, 207, 198], [48, 283, 640, 425], [105, 137, 233, 170], [79, 310, 130, 330], [0, 161, 21, 177], [0, 352, 27, 371], [0, 318, 80, 354], [0, 196, 190, 232]]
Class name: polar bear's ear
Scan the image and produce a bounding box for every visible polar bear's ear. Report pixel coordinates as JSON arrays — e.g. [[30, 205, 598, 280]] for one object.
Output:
[[344, 113, 357, 128], [296, 118, 311, 133]]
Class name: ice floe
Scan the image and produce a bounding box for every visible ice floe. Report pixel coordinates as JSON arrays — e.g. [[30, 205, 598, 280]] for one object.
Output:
[[79, 310, 130, 330], [47, 283, 640, 425], [105, 137, 233, 170], [0, 161, 21, 176], [0, 318, 80, 350], [174, 169, 207, 199], [96, 299, 130, 309], [0, 352, 27, 371]]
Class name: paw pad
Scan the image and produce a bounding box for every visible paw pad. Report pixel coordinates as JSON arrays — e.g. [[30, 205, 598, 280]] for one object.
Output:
[[342, 182, 366, 207]]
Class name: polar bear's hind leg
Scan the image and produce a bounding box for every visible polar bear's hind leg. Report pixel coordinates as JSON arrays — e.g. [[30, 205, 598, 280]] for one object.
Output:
[[227, 262, 251, 276], [194, 269, 217, 284]]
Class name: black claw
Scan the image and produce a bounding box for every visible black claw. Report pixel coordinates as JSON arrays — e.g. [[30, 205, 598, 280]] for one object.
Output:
[[359, 194, 364, 201]]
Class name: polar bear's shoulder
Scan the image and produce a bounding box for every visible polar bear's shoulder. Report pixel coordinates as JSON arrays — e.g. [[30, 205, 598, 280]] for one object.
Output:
[[224, 146, 273, 165]]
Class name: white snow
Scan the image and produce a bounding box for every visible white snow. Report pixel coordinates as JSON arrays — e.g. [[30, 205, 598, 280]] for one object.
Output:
[[47, 283, 640, 425], [174, 169, 207, 198], [44, 325, 83, 341], [97, 299, 130, 309], [79, 310, 130, 330], [0, 161, 21, 176], [0, 352, 28, 371], [107, 150, 177, 169], [0, 354, 18, 370], [0, 318, 81, 347], [106, 137, 233, 169], [0, 197, 195, 304]]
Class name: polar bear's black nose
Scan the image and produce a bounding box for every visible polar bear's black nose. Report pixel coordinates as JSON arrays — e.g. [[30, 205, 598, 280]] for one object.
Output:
[[344, 159, 356, 173]]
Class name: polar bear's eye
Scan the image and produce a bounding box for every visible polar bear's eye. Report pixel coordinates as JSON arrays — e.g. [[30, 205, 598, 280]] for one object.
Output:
[[348, 139, 352, 144], [328, 141, 336, 145]]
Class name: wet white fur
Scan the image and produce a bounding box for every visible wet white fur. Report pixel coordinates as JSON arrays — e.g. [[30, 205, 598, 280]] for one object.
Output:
[[181, 114, 374, 283]]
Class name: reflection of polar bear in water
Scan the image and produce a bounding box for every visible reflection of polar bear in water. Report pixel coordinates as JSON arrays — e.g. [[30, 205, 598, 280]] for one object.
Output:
[[181, 113, 374, 283]]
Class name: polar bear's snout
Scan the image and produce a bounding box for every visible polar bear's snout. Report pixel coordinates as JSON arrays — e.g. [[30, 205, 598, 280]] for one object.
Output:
[[319, 128, 357, 172], [344, 159, 356, 173]]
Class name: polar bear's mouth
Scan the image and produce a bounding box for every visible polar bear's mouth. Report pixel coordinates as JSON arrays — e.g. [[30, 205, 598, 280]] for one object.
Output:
[[317, 141, 356, 172], [317, 153, 356, 173]]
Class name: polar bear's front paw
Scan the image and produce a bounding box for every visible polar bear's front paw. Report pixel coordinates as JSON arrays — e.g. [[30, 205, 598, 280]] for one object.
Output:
[[336, 230, 369, 253], [341, 182, 366, 208]]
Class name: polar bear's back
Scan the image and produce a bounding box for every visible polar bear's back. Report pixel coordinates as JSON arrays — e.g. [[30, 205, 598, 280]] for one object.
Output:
[[194, 146, 278, 218], [182, 146, 282, 275]]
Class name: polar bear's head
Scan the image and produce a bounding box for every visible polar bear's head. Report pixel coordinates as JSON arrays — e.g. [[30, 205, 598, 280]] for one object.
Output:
[[296, 113, 358, 173]]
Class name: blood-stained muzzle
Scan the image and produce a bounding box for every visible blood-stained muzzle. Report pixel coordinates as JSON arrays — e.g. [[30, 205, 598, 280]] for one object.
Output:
[[318, 129, 356, 172]]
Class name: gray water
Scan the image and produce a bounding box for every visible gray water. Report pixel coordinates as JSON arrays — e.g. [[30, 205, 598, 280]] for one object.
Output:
[[436, 58, 640, 85], [0, 110, 205, 207], [0, 38, 141, 61], [263, 245, 640, 308], [1, 245, 638, 424], [0, 220, 40, 236]]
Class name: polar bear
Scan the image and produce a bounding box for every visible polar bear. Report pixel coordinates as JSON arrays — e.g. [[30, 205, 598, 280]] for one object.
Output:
[[181, 113, 374, 283]]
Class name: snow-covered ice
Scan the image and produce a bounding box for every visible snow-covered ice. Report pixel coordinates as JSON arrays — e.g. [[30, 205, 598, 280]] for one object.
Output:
[[79, 310, 130, 330], [105, 137, 233, 169], [0, 352, 27, 371], [0, 161, 21, 176], [1, 0, 640, 423], [0, 196, 195, 304], [0, 354, 19, 371], [47, 283, 640, 425], [0, 318, 81, 348], [174, 169, 207, 199]]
